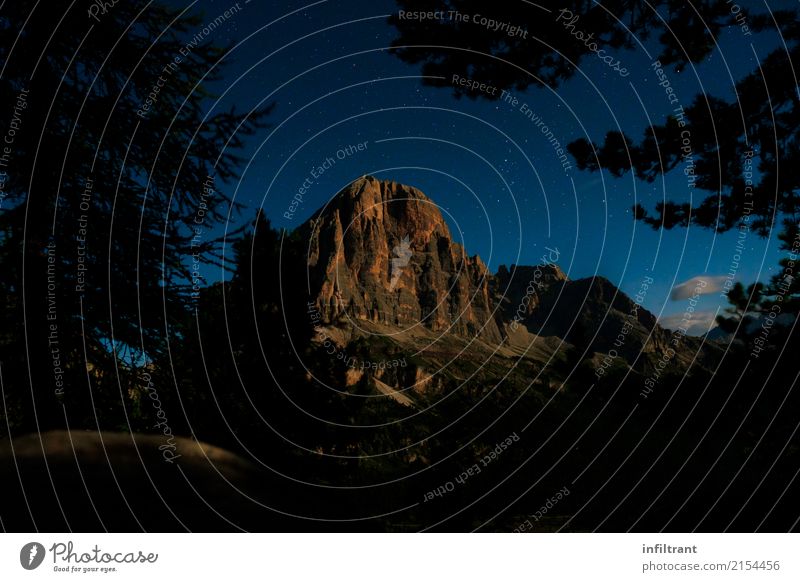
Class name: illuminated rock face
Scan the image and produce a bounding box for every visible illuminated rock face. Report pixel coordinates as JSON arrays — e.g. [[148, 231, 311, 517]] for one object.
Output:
[[303, 175, 502, 342]]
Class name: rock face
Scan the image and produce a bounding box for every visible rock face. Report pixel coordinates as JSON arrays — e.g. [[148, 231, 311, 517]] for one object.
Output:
[[519, 275, 714, 373], [495, 263, 568, 322], [525, 276, 662, 363], [302, 176, 502, 342]]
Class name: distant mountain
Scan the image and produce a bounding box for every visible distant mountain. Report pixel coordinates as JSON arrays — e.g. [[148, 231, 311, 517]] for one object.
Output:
[[705, 325, 733, 343], [518, 274, 716, 373], [704, 312, 796, 345]]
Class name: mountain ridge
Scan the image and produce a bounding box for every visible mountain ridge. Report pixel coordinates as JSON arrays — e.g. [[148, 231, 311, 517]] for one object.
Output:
[[296, 175, 718, 399]]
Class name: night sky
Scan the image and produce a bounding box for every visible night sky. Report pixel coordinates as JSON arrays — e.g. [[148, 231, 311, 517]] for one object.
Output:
[[175, 0, 790, 334]]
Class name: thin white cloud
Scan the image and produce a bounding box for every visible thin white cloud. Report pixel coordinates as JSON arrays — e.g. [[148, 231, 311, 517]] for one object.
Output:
[[659, 310, 719, 336], [670, 275, 727, 301]]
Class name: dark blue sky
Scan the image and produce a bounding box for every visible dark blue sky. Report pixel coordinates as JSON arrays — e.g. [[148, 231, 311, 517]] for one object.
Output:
[[178, 0, 789, 333]]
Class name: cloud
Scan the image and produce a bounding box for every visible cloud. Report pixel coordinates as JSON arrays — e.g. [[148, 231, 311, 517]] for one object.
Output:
[[658, 310, 719, 337], [670, 275, 727, 301]]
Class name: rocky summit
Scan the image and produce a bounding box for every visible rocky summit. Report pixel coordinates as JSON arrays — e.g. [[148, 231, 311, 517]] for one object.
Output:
[[302, 175, 502, 342]]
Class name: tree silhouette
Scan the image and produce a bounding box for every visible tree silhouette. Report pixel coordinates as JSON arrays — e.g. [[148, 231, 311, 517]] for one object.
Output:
[[715, 281, 763, 334], [389, 2, 798, 237], [569, 13, 800, 236], [390, 0, 741, 98], [0, 1, 268, 435]]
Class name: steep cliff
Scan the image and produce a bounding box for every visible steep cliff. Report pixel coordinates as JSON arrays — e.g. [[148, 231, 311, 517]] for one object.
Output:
[[301, 175, 502, 343]]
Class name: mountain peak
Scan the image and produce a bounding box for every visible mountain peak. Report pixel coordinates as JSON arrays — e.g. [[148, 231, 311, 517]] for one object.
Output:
[[302, 177, 502, 341], [305, 176, 453, 265], [335, 175, 431, 202]]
